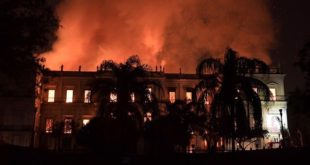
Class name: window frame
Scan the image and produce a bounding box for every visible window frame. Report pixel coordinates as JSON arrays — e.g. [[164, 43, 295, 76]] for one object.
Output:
[[84, 90, 91, 103], [47, 89, 55, 103], [65, 89, 74, 103]]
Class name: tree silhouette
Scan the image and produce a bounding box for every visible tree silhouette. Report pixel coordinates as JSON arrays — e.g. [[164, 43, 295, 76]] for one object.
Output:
[[195, 48, 271, 151], [288, 40, 310, 147], [296, 40, 310, 94], [76, 55, 161, 154], [0, 0, 61, 96], [144, 100, 198, 154]]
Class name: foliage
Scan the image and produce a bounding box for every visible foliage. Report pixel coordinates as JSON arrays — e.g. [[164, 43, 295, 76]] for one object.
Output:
[[287, 40, 310, 147], [144, 100, 202, 153], [195, 48, 271, 150], [0, 0, 61, 96], [295, 40, 310, 94], [76, 55, 162, 154]]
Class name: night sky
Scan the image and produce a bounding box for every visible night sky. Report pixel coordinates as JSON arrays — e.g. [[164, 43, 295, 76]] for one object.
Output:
[[270, 0, 310, 93], [41, 0, 310, 94]]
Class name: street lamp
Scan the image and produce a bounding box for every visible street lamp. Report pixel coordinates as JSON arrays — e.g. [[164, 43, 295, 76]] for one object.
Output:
[[279, 109, 285, 148], [279, 109, 284, 135]]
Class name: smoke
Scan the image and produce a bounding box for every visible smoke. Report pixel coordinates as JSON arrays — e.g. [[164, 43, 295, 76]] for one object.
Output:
[[43, 0, 275, 72]]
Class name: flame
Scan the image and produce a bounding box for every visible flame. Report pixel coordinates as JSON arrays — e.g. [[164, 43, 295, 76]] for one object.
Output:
[[42, 0, 275, 72]]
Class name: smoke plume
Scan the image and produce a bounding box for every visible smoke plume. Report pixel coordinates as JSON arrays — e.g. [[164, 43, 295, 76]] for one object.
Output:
[[43, 0, 275, 72]]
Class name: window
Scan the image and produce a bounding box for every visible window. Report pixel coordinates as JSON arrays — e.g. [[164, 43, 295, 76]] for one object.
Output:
[[253, 88, 258, 93], [147, 87, 152, 101], [45, 119, 53, 133], [82, 119, 90, 126], [64, 118, 72, 134], [130, 92, 135, 102], [66, 90, 73, 103], [270, 88, 276, 101], [47, 89, 55, 102], [266, 114, 281, 133], [84, 90, 91, 103], [169, 91, 176, 103], [144, 112, 152, 122], [186, 91, 192, 103], [110, 92, 117, 102]]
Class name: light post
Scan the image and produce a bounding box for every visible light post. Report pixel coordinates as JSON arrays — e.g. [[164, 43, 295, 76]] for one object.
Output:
[[279, 109, 284, 135], [279, 109, 285, 148]]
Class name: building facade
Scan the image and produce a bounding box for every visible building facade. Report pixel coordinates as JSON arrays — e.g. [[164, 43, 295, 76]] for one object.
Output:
[[34, 68, 288, 151]]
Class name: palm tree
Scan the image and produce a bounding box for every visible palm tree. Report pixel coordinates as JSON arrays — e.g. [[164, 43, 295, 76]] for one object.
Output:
[[77, 55, 161, 154], [195, 48, 271, 151]]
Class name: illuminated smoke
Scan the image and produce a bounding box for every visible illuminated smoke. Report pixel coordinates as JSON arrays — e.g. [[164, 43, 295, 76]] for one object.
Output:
[[43, 0, 275, 72]]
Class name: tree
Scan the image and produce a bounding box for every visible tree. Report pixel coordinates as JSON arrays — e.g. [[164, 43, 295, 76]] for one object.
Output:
[[296, 40, 310, 94], [144, 100, 199, 154], [195, 48, 271, 151], [76, 55, 161, 154], [0, 0, 60, 96], [0, 0, 61, 147], [288, 40, 310, 147]]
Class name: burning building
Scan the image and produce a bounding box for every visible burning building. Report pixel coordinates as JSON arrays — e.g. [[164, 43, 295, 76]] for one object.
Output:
[[31, 65, 287, 152]]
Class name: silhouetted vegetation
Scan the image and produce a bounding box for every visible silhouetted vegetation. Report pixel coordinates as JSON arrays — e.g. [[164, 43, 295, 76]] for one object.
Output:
[[145, 100, 197, 154], [76, 49, 275, 154], [288, 40, 310, 147], [76, 55, 162, 154], [0, 0, 61, 96], [195, 48, 271, 151]]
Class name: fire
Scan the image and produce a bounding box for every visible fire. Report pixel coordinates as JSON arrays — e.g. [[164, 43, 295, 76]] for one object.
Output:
[[42, 0, 275, 72]]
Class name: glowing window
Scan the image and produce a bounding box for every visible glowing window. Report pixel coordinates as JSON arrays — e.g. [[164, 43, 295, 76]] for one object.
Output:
[[64, 118, 72, 134], [270, 88, 276, 101], [147, 88, 152, 101], [169, 91, 176, 103], [186, 91, 192, 103], [110, 92, 117, 102], [253, 88, 258, 93], [84, 90, 91, 103], [82, 119, 90, 126], [144, 112, 152, 122], [130, 93, 135, 102], [47, 90, 55, 102], [45, 119, 53, 134], [66, 90, 73, 103], [266, 114, 281, 133]]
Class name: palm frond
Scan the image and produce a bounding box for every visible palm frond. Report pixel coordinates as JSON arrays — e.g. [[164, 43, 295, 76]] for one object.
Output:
[[196, 58, 223, 76], [245, 77, 272, 102]]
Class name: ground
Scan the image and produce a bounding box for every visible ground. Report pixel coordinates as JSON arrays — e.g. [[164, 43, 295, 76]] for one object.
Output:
[[0, 144, 308, 164]]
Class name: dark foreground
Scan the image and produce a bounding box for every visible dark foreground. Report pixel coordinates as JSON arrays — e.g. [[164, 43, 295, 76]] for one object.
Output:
[[0, 145, 309, 165]]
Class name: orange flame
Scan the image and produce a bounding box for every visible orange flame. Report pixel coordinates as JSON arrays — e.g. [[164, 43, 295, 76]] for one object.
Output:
[[42, 0, 275, 72]]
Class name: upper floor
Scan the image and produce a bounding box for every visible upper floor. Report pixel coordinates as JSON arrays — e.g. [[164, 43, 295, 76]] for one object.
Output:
[[40, 68, 286, 105]]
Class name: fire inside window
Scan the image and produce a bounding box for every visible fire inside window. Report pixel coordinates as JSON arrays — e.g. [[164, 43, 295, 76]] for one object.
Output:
[[82, 119, 90, 126], [110, 92, 117, 102], [64, 118, 72, 134], [186, 91, 192, 103], [84, 90, 91, 103], [269, 88, 276, 101], [66, 90, 73, 103], [45, 119, 53, 133], [169, 91, 176, 103], [47, 89, 55, 102]]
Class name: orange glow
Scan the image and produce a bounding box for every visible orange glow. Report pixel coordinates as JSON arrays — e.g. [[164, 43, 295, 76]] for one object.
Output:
[[42, 0, 275, 72]]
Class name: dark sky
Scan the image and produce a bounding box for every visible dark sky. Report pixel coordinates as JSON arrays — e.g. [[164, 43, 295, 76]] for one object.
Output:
[[270, 0, 310, 93]]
